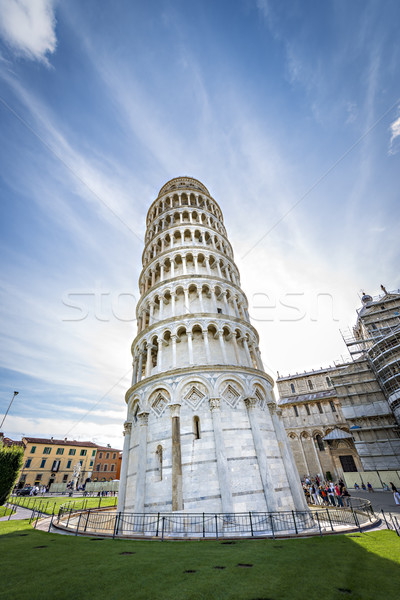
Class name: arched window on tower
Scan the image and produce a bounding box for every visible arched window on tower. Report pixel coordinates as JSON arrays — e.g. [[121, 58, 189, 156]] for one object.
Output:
[[156, 445, 163, 481], [193, 416, 201, 440], [290, 383, 295, 393], [316, 435, 325, 452]]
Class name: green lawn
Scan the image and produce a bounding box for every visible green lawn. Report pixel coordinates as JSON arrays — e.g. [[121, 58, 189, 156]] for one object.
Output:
[[1, 519, 399, 600], [9, 495, 117, 514], [0, 506, 13, 517]]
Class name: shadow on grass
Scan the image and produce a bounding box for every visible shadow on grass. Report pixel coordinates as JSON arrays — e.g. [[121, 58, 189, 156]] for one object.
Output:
[[0, 519, 399, 600]]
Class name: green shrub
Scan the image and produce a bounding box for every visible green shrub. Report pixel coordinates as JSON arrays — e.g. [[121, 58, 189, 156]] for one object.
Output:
[[0, 443, 24, 505]]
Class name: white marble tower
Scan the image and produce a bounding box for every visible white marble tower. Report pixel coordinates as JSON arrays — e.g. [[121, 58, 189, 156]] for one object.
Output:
[[118, 176, 307, 514]]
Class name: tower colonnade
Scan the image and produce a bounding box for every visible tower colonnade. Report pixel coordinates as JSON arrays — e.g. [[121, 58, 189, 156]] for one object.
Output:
[[118, 177, 308, 517]]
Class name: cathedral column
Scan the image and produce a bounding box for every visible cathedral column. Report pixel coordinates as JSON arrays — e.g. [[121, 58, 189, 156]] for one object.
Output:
[[198, 288, 205, 312], [117, 421, 132, 513], [221, 291, 229, 314], [242, 337, 252, 367], [170, 259, 175, 278], [137, 350, 144, 382], [299, 434, 311, 477], [189, 212, 193, 224], [205, 256, 211, 275], [160, 264, 165, 282], [209, 398, 234, 514], [159, 296, 164, 320], [149, 302, 155, 325], [184, 287, 190, 313], [146, 344, 153, 377], [216, 261, 222, 278], [134, 412, 149, 512], [171, 334, 177, 368], [187, 331, 194, 365], [268, 403, 308, 511], [231, 334, 240, 364], [182, 255, 187, 274], [151, 269, 156, 286], [245, 398, 278, 512], [211, 287, 218, 312], [131, 357, 139, 386], [193, 254, 199, 274], [218, 330, 228, 364], [171, 291, 176, 317], [170, 403, 183, 511], [157, 339, 164, 372], [311, 435, 324, 479], [202, 331, 211, 363]]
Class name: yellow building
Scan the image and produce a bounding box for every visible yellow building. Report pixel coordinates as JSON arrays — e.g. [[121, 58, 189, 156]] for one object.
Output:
[[18, 437, 98, 489]]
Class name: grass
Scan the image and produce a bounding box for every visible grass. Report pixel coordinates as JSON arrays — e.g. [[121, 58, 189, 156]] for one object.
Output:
[[0, 506, 13, 517], [1, 519, 400, 600], [8, 494, 117, 514]]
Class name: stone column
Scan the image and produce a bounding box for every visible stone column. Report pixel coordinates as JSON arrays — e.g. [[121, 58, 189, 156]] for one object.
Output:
[[216, 261, 222, 278], [268, 403, 309, 511], [159, 297, 164, 320], [131, 357, 139, 386], [242, 337, 252, 368], [158, 339, 164, 372], [137, 351, 144, 382], [211, 287, 218, 312], [202, 331, 211, 363], [182, 255, 187, 274], [149, 302, 155, 325], [187, 331, 194, 364], [171, 259, 175, 278], [117, 421, 132, 513], [146, 344, 153, 377], [205, 256, 211, 275], [231, 334, 240, 364], [209, 398, 234, 514], [160, 264, 165, 282], [184, 287, 190, 313], [221, 291, 229, 314], [245, 398, 278, 512], [299, 434, 310, 477], [218, 330, 228, 364], [171, 292, 176, 317], [311, 435, 324, 479], [170, 403, 183, 511], [194, 254, 199, 274], [171, 334, 177, 368], [198, 288, 205, 312], [134, 412, 149, 512]]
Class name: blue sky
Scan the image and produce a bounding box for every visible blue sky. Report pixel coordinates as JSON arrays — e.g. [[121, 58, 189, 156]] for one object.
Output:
[[0, 0, 399, 448]]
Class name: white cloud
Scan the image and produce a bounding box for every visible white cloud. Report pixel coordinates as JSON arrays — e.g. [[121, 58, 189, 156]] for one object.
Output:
[[0, 0, 57, 62], [389, 113, 400, 155]]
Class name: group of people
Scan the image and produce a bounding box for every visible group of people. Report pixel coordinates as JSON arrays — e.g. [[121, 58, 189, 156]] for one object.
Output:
[[302, 477, 351, 507]]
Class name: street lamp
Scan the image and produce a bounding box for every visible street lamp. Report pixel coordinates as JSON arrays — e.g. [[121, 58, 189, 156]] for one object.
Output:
[[0, 391, 19, 430]]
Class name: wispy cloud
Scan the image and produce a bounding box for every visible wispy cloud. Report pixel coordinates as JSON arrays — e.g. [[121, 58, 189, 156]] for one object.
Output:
[[389, 112, 400, 155], [0, 0, 57, 63]]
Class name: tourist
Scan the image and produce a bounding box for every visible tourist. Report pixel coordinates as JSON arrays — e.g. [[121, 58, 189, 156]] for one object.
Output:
[[354, 482, 360, 490], [334, 483, 344, 507], [390, 482, 400, 505], [367, 482, 374, 493], [361, 482, 366, 490], [342, 487, 351, 507], [327, 484, 336, 506]]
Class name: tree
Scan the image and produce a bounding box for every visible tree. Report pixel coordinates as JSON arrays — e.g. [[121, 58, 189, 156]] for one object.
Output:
[[0, 443, 24, 505]]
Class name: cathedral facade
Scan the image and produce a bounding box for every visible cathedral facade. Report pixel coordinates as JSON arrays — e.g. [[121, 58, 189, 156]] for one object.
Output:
[[118, 177, 307, 514]]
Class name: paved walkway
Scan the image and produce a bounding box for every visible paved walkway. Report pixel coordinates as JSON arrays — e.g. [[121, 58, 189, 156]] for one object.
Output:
[[349, 490, 400, 516], [0, 505, 34, 522]]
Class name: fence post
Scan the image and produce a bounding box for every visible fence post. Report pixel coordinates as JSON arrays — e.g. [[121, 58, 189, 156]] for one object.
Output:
[[84, 509, 91, 533], [161, 516, 165, 542], [67, 508, 72, 527], [326, 509, 334, 532], [156, 512, 160, 537], [75, 512, 82, 536], [315, 512, 322, 537], [215, 515, 218, 540], [351, 507, 361, 533], [249, 512, 254, 537], [48, 513, 54, 533], [202, 513, 205, 538], [389, 513, 399, 537], [382, 510, 390, 530], [292, 511, 298, 535], [270, 514, 275, 540], [113, 513, 120, 538]]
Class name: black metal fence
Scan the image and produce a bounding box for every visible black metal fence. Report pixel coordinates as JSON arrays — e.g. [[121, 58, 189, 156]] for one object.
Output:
[[55, 501, 375, 539]]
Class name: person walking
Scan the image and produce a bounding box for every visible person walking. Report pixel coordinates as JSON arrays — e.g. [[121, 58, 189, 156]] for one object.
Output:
[[390, 482, 400, 505]]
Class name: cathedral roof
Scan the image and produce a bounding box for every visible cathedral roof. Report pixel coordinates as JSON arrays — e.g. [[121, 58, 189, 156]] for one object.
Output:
[[278, 389, 336, 406]]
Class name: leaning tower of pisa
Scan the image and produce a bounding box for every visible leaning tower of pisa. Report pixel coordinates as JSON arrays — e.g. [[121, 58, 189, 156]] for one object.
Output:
[[118, 176, 307, 515]]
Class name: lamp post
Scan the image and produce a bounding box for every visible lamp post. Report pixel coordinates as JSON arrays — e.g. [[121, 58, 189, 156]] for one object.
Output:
[[0, 391, 19, 430]]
